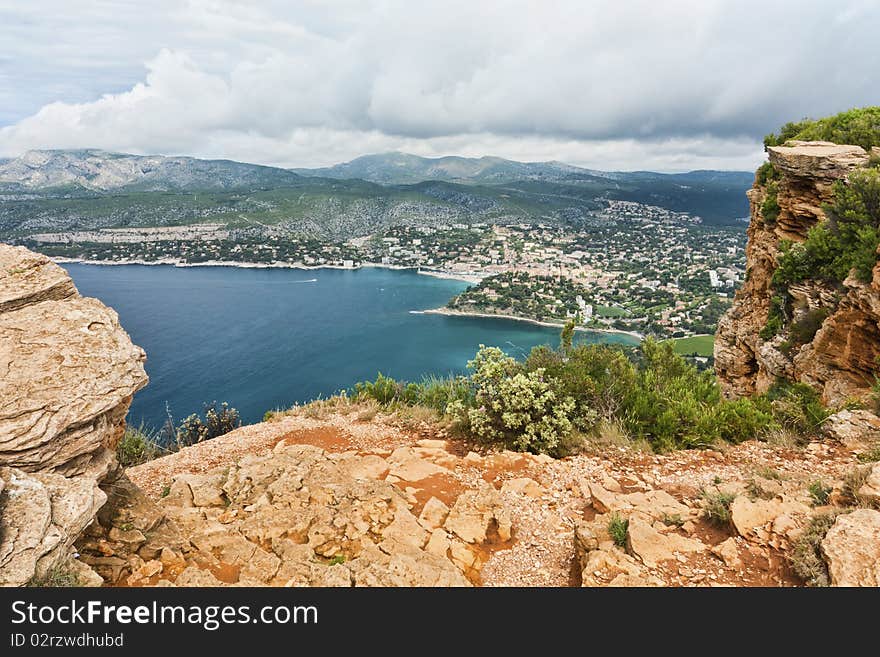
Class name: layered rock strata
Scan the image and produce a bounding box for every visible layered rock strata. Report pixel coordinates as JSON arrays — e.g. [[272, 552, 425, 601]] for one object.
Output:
[[715, 141, 880, 404], [0, 244, 148, 586]]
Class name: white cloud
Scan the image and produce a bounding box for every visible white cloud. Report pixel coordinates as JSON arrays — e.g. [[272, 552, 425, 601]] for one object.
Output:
[[0, 0, 876, 171]]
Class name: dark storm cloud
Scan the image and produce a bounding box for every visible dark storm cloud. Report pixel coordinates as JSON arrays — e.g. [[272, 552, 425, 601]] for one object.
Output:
[[0, 0, 876, 170]]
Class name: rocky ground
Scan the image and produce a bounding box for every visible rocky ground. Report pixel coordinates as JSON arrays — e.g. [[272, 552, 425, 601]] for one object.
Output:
[[79, 401, 880, 588]]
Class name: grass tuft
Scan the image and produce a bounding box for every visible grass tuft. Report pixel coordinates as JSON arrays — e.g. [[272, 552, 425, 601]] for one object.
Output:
[[701, 489, 736, 526], [116, 422, 164, 467], [607, 513, 629, 548], [808, 480, 831, 506], [789, 511, 845, 587]]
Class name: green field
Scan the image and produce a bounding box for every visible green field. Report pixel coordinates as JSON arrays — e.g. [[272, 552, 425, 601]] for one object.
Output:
[[671, 334, 715, 357], [595, 305, 629, 318]]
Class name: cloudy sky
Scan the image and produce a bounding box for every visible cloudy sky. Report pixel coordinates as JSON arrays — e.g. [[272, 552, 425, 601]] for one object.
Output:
[[0, 1, 877, 171]]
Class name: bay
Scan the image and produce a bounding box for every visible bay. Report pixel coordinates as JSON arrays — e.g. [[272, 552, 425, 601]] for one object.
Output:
[[64, 263, 638, 428]]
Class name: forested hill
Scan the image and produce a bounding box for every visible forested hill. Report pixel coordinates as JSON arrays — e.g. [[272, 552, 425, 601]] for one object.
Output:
[[0, 149, 752, 241]]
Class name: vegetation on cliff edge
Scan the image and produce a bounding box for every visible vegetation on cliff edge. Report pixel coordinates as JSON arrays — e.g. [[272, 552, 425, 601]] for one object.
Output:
[[763, 106, 880, 152], [116, 401, 241, 467], [774, 168, 880, 288], [353, 323, 828, 456], [760, 165, 880, 341]]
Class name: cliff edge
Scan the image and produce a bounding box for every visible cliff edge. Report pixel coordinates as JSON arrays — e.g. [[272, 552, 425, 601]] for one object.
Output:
[[715, 141, 880, 405], [0, 244, 148, 586]]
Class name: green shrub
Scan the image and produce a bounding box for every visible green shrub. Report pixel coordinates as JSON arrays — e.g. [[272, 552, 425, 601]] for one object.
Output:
[[415, 374, 474, 413], [346, 329, 787, 458], [607, 513, 629, 548], [702, 489, 736, 526], [27, 562, 81, 588], [790, 511, 845, 586], [763, 107, 880, 152], [759, 295, 787, 340], [449, 345, 578, 456], [524, 342, 635, 429], [756, 161, 780, 186], [711, 398, 775, 443], [857, 442, 880, 463], [808, 480, 832, 506], [355, 372, 472, 413], [789, 308, 830, 345], [761, 181, 781, 225], [763, 119, 815, 149], [618, 339, 768, 450], [116, 422, 163, 467], [176, 401, 241, 449], [773, 168, 880, 290], [842, 465, 875, 508], [355, 372, 408, 405], [560, 317, 576, 354], [759, 381, 829, 439]]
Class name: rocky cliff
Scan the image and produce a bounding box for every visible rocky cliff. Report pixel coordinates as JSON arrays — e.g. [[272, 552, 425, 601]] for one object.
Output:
[[0, 244, 147, 585], [715, 141, 880, 405]]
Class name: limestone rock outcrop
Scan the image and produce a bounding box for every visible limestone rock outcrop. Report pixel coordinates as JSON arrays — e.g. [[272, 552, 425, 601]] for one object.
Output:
[[820, 509, 880, 586], [0, 467, 106, 586], [0, 244, 148, 586], [114, 443, 501, 586], [715, 141, 879, 405], [0, 245, 77, 313], [1, 245, 148, 477], [823, 409, 880, 450]]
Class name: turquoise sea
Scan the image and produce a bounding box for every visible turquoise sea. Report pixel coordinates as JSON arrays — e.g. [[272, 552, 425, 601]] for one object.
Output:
[[64, 264, 638, 428]]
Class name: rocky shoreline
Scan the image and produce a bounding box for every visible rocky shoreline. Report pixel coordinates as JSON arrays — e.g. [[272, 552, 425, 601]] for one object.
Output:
[[50, 256, 481, 283]]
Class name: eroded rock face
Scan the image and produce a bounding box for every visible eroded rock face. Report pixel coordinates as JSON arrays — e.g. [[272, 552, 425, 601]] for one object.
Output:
[[821, 509, 880, 587], [0, 245, 77, 313], [823, 409, 880, 450], [0, 244, 148, 586], [0, 466, 106, 586], [0, 244, 148, 477], [715, 141, 878, 405]]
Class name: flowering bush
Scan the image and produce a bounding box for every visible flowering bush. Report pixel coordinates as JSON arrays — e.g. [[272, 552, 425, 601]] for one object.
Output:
[[449, 346, 578, 456], [350, 334, 803, 456]]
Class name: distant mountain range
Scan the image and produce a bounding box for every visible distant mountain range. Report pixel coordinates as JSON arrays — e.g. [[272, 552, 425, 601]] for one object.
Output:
[[0, 149, 301, 193], [292, 152, 607, 185], [0, 149, 753, 240]]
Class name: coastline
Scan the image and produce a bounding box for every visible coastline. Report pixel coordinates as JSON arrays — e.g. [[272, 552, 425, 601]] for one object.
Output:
[[52, 257, 645, 340], [414, 307, 644, 340], [415, 269, 485, 284], [50, 257, 479, 282]]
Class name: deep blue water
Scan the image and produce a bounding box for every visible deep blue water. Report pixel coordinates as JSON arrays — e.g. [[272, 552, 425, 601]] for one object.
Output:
[[64, 264, 637, 428]]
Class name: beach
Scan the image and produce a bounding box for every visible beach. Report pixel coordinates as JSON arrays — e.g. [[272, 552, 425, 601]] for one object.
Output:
[[415, 307, 644, 340]]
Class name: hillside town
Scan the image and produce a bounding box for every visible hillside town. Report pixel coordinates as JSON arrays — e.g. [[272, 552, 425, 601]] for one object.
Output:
[[25, 199, 745, 340]]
